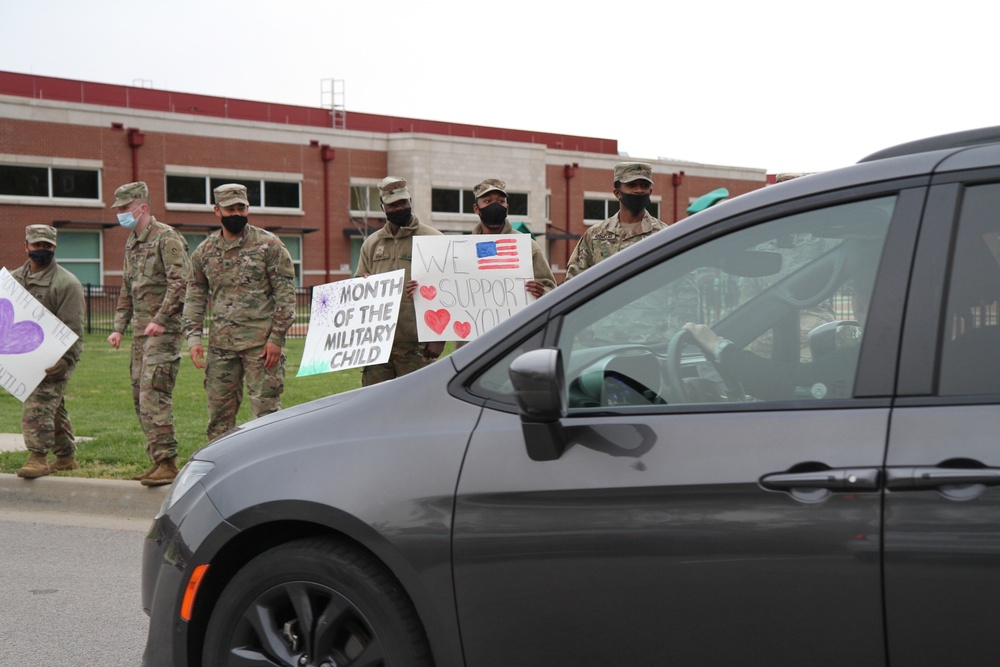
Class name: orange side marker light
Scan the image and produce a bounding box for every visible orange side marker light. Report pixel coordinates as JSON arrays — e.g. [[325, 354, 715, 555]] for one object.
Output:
[[181, 564, 210, 622]]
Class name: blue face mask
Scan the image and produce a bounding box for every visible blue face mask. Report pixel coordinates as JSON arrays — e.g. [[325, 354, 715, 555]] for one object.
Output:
[[117, 206, 143, 230]]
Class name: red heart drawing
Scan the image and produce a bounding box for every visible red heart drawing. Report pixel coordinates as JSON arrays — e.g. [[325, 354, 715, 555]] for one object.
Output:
[[424, 309, 451, 335], [0, 298, 44, 355], [419, 285, 437, 300], [453, 321, 472, 339]]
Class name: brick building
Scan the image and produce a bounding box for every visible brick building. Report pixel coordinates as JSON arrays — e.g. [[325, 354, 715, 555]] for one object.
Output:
[[0, 71, 766, 288]]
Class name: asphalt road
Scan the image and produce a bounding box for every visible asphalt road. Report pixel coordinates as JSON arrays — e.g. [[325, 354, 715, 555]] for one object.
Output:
[[0, 510, 151, 667]]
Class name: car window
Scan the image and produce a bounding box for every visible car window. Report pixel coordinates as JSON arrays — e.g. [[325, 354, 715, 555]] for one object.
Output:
[[938, 183, 1000, 396], [468, 329, 546, 403], [557, 197, 895, 408]]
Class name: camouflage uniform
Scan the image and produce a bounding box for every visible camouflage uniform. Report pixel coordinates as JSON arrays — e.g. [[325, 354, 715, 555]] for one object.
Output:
[[11, 256, 85, 457], [564, 209, 668, 280], [112, 215, 189, 463], [356, 210, 443, 386], [183, 223, 296, 441]]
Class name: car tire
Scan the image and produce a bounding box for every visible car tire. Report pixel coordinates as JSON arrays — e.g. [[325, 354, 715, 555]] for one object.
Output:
[[202, 537, 432, 666]]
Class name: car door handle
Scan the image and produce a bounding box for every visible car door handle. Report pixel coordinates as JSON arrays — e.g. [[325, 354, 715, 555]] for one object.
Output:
[[885, 467, 1000, 491], [759, 467, 880, 492]]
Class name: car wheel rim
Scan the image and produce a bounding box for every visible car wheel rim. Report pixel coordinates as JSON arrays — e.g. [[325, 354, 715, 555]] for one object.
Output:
[[224, 580, 386, 667]]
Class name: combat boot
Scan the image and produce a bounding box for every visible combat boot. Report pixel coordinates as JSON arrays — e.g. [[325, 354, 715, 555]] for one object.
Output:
[[141, 459, 179, 487], [17, 452, 50, 479], [50, 455, 79, 472], [131, 463, 159, 481]]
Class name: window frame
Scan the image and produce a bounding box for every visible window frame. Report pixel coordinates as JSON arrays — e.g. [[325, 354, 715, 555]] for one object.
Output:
[[432, 187, 531, 220], [349, 181, 385, 218], [164, 168, 303, 214], [583, 193, 660, 224], [54, 229, 104, 288], [454, 183, 920, 413], [0, 156, 103, 207]]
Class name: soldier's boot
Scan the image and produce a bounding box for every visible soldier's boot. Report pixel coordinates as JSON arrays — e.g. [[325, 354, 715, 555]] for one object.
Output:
[[131, 463, 159, 481], [50, 455, 79, 472], [141, 459, 179, 487], [17, 452, 51, 479]]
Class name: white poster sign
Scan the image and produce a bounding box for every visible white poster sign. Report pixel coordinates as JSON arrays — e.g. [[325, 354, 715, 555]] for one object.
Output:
[[411, 235, 535, 342], [0, 267, 80, 402], [297, 270, 405, 376]]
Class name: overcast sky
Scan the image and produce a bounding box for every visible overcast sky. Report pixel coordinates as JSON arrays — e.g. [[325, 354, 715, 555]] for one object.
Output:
[[3, 0, 997, 174]]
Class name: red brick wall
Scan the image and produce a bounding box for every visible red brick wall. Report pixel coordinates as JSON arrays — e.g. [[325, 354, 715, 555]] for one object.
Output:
[[2, 116, 765, 286]]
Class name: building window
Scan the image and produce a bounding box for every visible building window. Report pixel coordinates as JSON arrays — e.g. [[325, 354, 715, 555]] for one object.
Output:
[[167, 176, 207, 205], [433, 187, 530, 216], [278, 235, 302, 286], [165, 174, 301, 209], [584, 198, 620, 221], [0, 165, 101, 201], [182, 233, 208, 253], [56, 230, 102, 286], [432, 188, 463, 213], [584, 197, 659, 221], [507, 192, 529, 216], [350, 184, 382, 213]]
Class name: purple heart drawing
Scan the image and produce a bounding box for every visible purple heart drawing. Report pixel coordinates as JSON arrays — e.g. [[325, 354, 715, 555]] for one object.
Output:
[[0, 298, 44, 355]]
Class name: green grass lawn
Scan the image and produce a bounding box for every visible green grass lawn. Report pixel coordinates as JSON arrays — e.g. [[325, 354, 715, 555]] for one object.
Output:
[[0, 334, 394, 479]]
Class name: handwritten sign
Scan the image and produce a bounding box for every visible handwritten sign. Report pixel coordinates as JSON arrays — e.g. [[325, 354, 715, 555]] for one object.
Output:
[[0, 267, 80, 402], [412, 235, 535, 342], [297, 270, 405, 376]]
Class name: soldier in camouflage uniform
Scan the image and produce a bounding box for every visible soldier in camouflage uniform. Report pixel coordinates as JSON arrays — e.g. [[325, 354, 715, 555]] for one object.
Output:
[[564, 162, 668, 280], [12, 225, 85, 479], [107, 182, 189, 486], [183, 184, 296, 441], [356, 176, 444, 386], [469, 178, 557, 297]]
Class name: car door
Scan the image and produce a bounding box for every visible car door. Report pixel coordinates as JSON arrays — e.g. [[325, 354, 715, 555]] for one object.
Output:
[[885, 171, 1000, 665], [452, 189, 923, 666]]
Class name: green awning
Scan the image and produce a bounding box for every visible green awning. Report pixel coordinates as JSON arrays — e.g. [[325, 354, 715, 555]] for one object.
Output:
[[686, 187, 729, 215], [512, 221, 537, 239]]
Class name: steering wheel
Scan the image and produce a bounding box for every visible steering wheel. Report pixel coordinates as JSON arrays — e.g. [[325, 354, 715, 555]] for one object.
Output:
[[666, 329, 697, 403], [666, 329, 745, 404]]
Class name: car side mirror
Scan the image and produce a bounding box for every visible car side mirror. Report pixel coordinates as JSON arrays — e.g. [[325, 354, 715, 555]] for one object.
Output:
[[509, 348, 568, 461], [808, 320, 860, 358]]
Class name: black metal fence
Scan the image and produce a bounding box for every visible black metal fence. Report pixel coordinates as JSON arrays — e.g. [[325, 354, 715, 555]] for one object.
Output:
[[83, 284, 314, 337]]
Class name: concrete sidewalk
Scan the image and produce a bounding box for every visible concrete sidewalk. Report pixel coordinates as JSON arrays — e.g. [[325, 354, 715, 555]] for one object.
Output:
[[0, 434, 167, 520], [0, 432, 26, 452]]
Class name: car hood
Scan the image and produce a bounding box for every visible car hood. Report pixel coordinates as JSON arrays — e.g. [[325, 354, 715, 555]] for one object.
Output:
[[191, 356, 460, 465]]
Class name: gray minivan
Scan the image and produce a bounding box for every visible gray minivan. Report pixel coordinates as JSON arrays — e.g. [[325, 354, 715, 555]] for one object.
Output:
[[142, 127, 1000, 666]]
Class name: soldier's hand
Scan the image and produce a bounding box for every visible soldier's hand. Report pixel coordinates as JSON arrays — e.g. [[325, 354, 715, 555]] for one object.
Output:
[[107, 332, 123, 349], [190, 344, 206, 369], [525, 280, 545, 298], [425, 341, 445, 359], [44, 358, 68, 378], [260, 342, 282, 369], [405, 279, 419, 298], [144, 322, 165, 337]]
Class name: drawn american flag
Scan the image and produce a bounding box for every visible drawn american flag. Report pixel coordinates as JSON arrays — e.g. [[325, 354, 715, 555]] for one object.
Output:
[[476, 238, 520, 270]]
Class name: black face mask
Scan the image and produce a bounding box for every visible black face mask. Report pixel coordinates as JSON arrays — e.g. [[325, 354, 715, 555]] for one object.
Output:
[[385, 207, 412, 227], [221, 214, 249, 235], [618, 192, 651, 215], [478, 202, 507, 229], [28, 249, 54, 266]]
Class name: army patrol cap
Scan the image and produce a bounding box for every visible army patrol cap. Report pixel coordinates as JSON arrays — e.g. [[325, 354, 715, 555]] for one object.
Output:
[[473, 178, 507, 199], [214, 183, 250, 207], [614, 162, 653, 185], [378, 177, 411, 204], [25, 224, 58, 246], [110, 181, 149, 208]]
